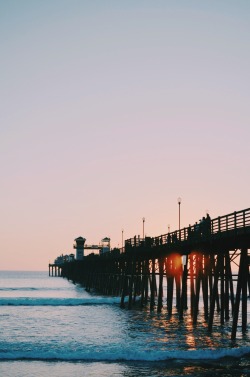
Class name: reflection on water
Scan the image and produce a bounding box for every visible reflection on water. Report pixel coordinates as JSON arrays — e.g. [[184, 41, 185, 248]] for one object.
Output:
[[124, 303, 242, 353]]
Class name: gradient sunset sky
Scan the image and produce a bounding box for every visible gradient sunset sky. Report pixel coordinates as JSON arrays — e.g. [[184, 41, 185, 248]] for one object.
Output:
[[1, 1, 250, 270]]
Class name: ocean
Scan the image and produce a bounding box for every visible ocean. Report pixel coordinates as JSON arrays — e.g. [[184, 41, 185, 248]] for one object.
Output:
[[0, 270, 249, 377]]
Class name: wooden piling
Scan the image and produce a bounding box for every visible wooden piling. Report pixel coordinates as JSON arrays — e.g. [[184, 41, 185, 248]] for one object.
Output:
[[157, 257, 164, 312], [150, 258, 156, 310], [179, 254, 188, 320], [231, 249, 244, 339]]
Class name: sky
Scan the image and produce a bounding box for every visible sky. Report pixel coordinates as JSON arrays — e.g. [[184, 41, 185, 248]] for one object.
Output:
[[1, 0, 250, 270]]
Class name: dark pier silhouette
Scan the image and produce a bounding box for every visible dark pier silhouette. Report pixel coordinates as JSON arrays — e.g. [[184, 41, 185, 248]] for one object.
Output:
[[50, 208, 250, 340]]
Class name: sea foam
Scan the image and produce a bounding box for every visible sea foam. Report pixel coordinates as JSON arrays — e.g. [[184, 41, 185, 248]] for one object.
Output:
[[0, 346, 249, 362], [0, 297, 121, 306]]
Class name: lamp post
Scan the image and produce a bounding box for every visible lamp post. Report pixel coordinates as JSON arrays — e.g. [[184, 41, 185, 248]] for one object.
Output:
[[122, 229, 124, 251], [142, 217, 145, 239], [178, 197, 182, 230]]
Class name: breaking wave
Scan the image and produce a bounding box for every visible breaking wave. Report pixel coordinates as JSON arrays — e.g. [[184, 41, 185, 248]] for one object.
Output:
[[0, 347, 249, 362], [0, 297, 121, 306]]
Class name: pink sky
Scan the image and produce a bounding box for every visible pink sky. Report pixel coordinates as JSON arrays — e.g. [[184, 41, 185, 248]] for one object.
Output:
[[1, 1, 250, 270]]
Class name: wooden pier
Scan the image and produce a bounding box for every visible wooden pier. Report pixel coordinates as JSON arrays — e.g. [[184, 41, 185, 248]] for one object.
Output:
[[52, 208, 250, 340]]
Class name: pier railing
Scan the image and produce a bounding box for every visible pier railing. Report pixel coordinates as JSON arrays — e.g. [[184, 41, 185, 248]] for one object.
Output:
[[124, 207, 250, 250]]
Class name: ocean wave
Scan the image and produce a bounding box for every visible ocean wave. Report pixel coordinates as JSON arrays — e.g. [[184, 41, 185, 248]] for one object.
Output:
[[0, 297, 121, 306], [0, 347, 249, 362], [0, 288, 38, 291], [0, 287, 67, 291]]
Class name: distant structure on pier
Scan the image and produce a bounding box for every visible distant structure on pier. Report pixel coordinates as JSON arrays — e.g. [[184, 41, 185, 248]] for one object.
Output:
[[73, 236, 111, 260], [99, 237, 111, 255], [74, 237, 86, 260], [54, 253, 75, 265]]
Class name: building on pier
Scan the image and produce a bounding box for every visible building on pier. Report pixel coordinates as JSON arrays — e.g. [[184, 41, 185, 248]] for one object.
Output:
[[54, 255, 64, 265], [74, 236, 111, 257], [99, 237, 110, 255], [74, 237, 86, 260], [55, 254, 75, 264]]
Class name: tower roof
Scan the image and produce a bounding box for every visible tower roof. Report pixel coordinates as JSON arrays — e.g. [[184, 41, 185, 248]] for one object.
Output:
[[74, 236, 86, 241], [102, 237, 110, 242]]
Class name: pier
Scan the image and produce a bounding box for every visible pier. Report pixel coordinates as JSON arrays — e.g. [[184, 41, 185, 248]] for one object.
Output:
[[51, 207, 250, 340]]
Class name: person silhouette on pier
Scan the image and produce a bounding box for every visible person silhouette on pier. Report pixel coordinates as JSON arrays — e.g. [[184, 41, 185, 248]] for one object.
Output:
[[200, 217, 206, 236], [187, 224, 193, 241], [204, 213, 211, 238], [199, 214, 211, 238]]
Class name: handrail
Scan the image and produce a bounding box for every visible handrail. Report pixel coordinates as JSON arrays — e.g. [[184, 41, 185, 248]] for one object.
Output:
[[124, 207, 250, 250]]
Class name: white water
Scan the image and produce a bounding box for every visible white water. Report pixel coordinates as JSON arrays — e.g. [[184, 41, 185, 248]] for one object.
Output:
[[0, 297, 122, 306]]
